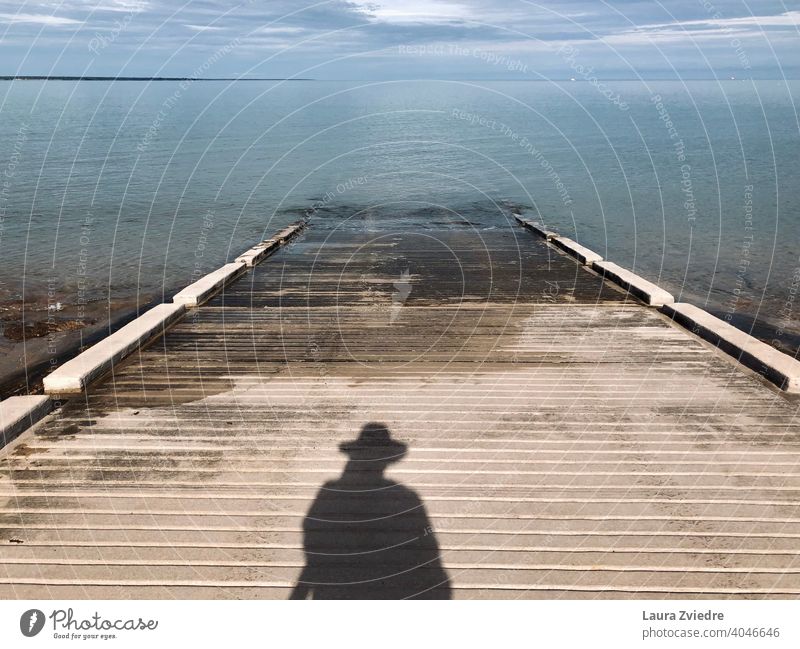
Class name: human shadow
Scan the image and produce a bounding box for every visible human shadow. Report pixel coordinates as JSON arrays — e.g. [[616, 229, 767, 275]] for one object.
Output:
[[290, 422, 451, 599]]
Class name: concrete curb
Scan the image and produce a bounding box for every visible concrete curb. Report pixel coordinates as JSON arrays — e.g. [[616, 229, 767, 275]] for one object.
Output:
[[39, 222, 306, 397], [552, 236, 603, 265], [234, 220, 307, 267], [43, 303, 186, 395], [173, 262, 246, 307], [512, 213, 557, 240], [592, 260, 675, 307], [512, 214, 799, 393], [235, 240, 279, 267], [0, 395, 52, 447], [661, 303, 800, 393], [273, 220, 306, 242], [513, 215, 667, 304], [18, 220, 308, 405]]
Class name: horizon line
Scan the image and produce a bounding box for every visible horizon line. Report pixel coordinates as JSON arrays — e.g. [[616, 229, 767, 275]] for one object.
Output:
[[0, 75, 314, 81], [1, 75, 798, 82]]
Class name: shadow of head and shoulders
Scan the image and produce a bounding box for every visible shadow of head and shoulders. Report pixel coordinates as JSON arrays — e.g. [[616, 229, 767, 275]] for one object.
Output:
[[291, 423, 451, 600]]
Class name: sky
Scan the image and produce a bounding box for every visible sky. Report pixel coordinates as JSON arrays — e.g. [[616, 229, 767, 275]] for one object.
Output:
[[0, 0, 799, 79]]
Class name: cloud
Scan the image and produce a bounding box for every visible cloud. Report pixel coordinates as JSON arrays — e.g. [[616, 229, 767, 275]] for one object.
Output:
[[599, 9, 800, 46], [90, 1, 148, 12], [603, 27, 751, 45], [643, 10, 800, 31], [0, 12, 83, 26], [357, 0, 474, 24], [1, 0, 798, 78], [184, 24, 227, 32], [254, 26, 306, 35]]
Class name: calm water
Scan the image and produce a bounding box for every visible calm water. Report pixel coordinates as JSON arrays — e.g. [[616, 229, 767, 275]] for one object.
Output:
[[1, 79, 799, 378]]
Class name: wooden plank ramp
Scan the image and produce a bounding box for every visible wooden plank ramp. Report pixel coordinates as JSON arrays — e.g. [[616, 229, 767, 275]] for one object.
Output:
[[2, 213, 800, 599]]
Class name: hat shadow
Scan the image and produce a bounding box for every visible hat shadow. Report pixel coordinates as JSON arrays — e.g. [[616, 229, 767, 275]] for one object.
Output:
[[290, 423, 451, 599]]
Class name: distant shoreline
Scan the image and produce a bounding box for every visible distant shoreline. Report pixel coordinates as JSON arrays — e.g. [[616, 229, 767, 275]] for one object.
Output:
[[2, 77, 798, 82], [0, 76, 314, 81]]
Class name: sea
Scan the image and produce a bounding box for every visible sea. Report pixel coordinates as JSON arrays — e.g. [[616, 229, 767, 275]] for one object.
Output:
[[0, 78, 798, 392]]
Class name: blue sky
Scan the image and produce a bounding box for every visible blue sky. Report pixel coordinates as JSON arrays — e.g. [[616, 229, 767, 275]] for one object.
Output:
[[1, 0, 799, 78]]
